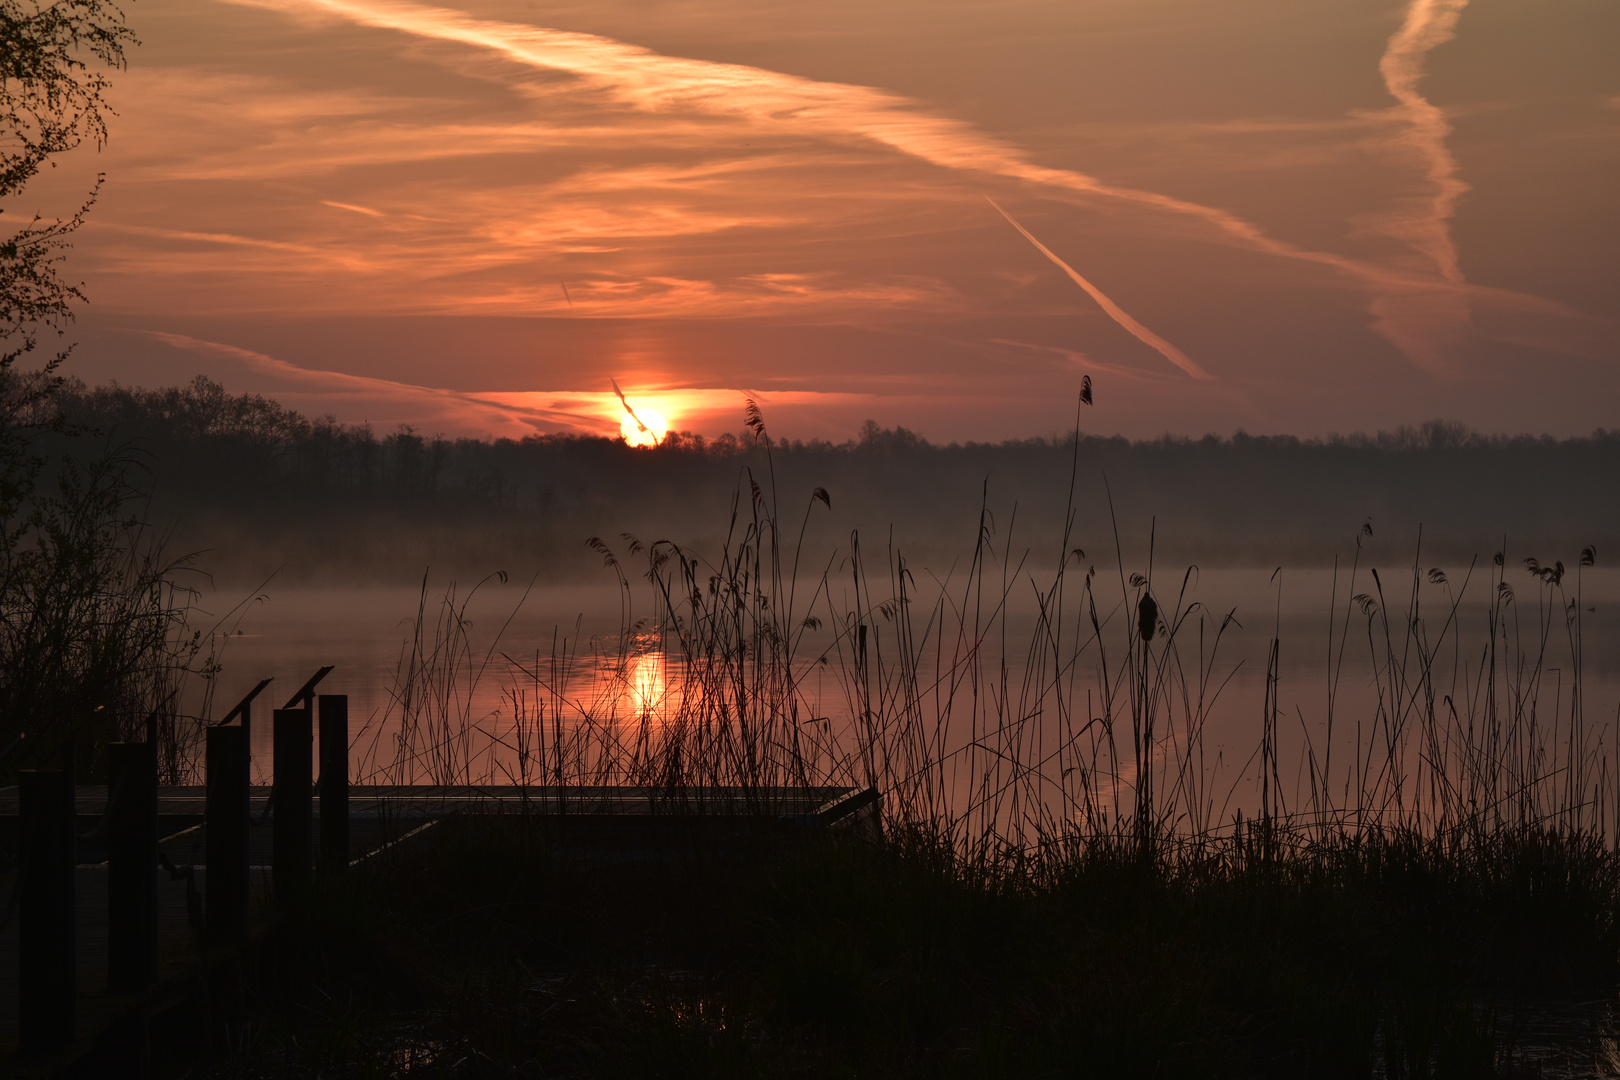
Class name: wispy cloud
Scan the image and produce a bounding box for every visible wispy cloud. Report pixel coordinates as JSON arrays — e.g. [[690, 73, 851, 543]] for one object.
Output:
[[59, 0, 1610, 432], [1337, 0, 1474, 373], [217, 0, 1491, 369], [986, 198, 1210, 381], [142, 331, 876, 437], [1376, 0, 1470, 284], [322, 200, 386, 217], [216, 0, 1300, 248], [144, 331, 595, 434]]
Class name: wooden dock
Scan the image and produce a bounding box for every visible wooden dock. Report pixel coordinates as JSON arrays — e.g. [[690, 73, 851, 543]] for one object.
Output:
[[0, 783, 862, 826], [0, 782, 874, 1072], [0, 812, 416, 1064]]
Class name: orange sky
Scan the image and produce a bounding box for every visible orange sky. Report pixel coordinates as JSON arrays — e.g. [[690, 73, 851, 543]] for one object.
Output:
[[20, 0, 1620, 440]]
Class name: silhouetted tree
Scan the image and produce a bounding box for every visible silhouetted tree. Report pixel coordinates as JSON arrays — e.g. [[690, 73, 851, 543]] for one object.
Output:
[[2, 0, 134, 403], [0, 2, 199, 777]]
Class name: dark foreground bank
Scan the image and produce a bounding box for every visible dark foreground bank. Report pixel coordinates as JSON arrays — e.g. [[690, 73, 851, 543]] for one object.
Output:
[[167, 817, 1620, 1079]]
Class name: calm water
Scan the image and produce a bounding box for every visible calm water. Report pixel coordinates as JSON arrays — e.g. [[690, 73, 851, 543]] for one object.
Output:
[[194, 566, 1620, 815]]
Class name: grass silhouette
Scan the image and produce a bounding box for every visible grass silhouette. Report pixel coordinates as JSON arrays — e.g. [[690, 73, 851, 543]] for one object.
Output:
[[190, 402, 1620, 1077]]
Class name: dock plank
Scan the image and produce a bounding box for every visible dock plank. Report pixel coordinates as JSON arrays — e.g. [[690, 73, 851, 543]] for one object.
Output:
[[0, 783, 860, 1067]]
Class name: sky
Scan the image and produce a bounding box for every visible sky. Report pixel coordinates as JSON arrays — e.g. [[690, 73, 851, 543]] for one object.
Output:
[[20, 0, 1620, 441]]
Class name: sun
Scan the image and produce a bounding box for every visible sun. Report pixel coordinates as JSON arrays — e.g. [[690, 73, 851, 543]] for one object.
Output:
[[619, 408, 667, 447]]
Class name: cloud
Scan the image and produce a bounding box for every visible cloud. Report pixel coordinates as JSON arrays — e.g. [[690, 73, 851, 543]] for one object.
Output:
[[144, 330, 595, 435], [1317, 0, 1476, 373], [1372, 1, 1471, 277], [88, 67, 972, 318], [323, 200, 387, 217], [210, 0, 1612, 383], [216, 0, 1493, 368], [61, 0, 1606, 418], [140, 330, 877, 438]]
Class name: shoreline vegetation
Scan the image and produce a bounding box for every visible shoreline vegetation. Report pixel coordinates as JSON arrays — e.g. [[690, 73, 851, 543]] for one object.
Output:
[[0, 376, 219, 784], [5, 379, 1619, 1075], [195, 394, 1617, 1077], [208, 816, 1620, 1078]]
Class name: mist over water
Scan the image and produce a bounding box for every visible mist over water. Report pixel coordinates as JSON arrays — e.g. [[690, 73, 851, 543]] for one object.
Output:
[[47, 380, 1620, 588], [207, 563, 1620, 823], [41, 378, 1617, 827]]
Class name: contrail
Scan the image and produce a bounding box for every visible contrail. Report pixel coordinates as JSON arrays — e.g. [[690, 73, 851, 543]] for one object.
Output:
[[221, 0, 1571, 376], [987, 198, 1212, 381], [1378, 0, 1470, 285], [145, 330, 598, 429], [610, 377, 650, 433], [224, 0, 1473, 371]]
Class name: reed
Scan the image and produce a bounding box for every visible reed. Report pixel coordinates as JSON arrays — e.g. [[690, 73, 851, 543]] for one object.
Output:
[[352, 569, 533, 786], [193, 404, 1620, 1077], [362, 404, 1614, 886], [0, 431, 225, 782], [336, 413, 1615, 927]]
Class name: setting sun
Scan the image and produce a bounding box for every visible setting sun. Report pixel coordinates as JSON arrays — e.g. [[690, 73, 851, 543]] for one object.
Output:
[[619, 408, 667, 447]]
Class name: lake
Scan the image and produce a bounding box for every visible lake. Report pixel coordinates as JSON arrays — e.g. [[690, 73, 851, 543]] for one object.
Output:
[[194, 562, 1620, 836]]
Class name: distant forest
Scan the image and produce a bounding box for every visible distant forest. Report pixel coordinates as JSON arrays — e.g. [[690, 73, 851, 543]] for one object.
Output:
[[36, 377, 1620, 584]]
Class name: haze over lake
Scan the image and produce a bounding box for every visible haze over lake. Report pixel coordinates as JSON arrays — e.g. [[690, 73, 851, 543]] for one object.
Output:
[[210, 563, 1620, 819]]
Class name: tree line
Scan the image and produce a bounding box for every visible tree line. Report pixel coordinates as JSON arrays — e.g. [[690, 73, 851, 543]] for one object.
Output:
[[38, 376, 1620, 584]]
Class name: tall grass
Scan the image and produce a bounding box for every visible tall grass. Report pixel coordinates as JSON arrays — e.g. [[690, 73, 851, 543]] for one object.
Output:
[[357, 406, 1615, 882], [0, 424, 226, 783], [210, 405, 1620, 1078], [354, 570, 532, 787]]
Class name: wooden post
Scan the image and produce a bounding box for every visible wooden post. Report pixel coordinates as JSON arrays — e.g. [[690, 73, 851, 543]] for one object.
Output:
[[318, 695, 349, 877], [19, 768, 75, 1052], [108, 740, 159, 990], [239, 698, 252, 774], [272, 707, 312, 908], [217, 678, 274, 782], [206, 724, 251, 949]]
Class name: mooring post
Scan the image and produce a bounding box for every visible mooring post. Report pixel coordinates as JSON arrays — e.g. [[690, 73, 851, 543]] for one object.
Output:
[[19, 767, 75, 1052], [217, 677, 274, 778], [272, 707, 313, 908], [318, 695, 349, 877], [206, 723, 251, 949], [108, 740, 159, 991]]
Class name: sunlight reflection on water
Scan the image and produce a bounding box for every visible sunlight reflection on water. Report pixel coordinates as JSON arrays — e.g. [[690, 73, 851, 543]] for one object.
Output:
[[625, 643, 668, 720], [191, 568, 1620, 814]]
